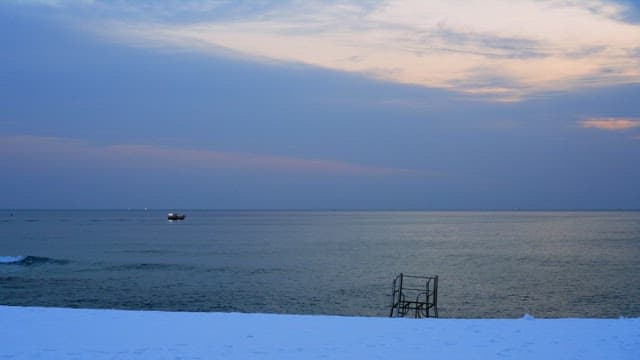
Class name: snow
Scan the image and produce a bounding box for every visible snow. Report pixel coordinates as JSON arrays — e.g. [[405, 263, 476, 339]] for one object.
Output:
[[1, 306, 638, 359]]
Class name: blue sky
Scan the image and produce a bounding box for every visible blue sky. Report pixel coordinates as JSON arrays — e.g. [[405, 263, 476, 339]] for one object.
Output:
[[1, 0, 639, 209]]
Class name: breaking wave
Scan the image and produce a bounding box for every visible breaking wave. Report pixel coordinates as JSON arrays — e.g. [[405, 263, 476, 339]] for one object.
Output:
[[0, 256, 68, 265]]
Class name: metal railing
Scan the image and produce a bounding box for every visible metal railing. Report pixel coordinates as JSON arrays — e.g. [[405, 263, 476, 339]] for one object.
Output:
[[390, 273, 438, 318]]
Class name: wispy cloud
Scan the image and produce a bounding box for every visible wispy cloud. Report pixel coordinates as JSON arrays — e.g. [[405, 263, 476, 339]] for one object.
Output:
[[9, 0, 95, 6], [0, 135, 422, 176], [9, 0, 640, 100], [71, 0, 640, 101], [579, 118, 640, 130]]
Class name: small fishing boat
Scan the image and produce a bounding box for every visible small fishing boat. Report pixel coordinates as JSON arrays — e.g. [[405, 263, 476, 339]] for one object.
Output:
[[167, 212, 186, 221]]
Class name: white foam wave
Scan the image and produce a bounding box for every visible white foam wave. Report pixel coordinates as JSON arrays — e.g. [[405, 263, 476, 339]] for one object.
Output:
[[0, 255, 27, 264]]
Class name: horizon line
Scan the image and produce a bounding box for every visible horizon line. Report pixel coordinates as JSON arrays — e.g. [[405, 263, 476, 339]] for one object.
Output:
[[3, 208, 640, 212]]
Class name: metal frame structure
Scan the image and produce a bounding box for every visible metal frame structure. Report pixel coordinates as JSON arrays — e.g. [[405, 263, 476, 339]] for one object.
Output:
[[389, 273, 438, 318]]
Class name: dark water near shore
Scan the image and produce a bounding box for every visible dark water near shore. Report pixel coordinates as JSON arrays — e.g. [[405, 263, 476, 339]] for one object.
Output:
[[1, 210, 639, 318]]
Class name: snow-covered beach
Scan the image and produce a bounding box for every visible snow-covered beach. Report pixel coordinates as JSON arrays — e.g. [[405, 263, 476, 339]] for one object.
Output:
[[1, 306, 638, 359]]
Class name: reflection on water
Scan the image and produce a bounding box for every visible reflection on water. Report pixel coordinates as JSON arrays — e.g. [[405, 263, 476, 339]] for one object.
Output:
[[1, 210, 639, 318]]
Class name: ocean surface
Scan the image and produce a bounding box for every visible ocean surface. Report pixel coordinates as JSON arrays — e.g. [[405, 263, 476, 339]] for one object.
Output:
[[1, 210, 639, 318]]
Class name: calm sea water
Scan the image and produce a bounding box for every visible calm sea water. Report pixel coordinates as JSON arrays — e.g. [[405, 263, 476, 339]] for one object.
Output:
[[1, 210, 639, 318]]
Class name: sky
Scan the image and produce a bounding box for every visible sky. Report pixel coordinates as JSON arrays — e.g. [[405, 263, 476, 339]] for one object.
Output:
[[1, 0, 639, 210]]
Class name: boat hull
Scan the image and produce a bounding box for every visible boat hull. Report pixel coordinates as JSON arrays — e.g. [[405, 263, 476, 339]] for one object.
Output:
[[167, 213, 186, 221]]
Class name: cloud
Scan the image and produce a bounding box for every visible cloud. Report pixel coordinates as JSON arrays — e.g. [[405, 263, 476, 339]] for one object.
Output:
[[76, 0, 640, 101], [9, 0, 94, 6], [579, 118, 640, 130], [0, 135, 421, 176]]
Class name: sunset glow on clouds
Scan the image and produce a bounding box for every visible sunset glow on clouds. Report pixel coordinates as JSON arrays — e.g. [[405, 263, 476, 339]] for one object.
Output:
[[92, 0, 640, 100], [579, 118, 640, 130], [0, 135, 420, 177]]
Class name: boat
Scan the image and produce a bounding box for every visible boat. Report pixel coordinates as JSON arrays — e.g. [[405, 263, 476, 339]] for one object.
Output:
[[167, 212, 186, 221]]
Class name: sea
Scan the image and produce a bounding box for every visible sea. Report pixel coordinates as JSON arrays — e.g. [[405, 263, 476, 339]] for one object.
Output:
[[1, 210, 639, 318]]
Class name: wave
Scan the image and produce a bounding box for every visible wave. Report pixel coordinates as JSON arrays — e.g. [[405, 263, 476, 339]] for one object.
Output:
[[105, 263, 195, 272], [0, 255, 68, 265]]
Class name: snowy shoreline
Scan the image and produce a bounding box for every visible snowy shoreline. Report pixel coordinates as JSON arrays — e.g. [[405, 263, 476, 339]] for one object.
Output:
[[1, 306, 638, 359]]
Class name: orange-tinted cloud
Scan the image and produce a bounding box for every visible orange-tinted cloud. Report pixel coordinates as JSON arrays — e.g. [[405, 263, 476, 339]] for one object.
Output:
[[579, 118, 640, 131], [95, 0, 640, 101], [0, 135, 421, 176]]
